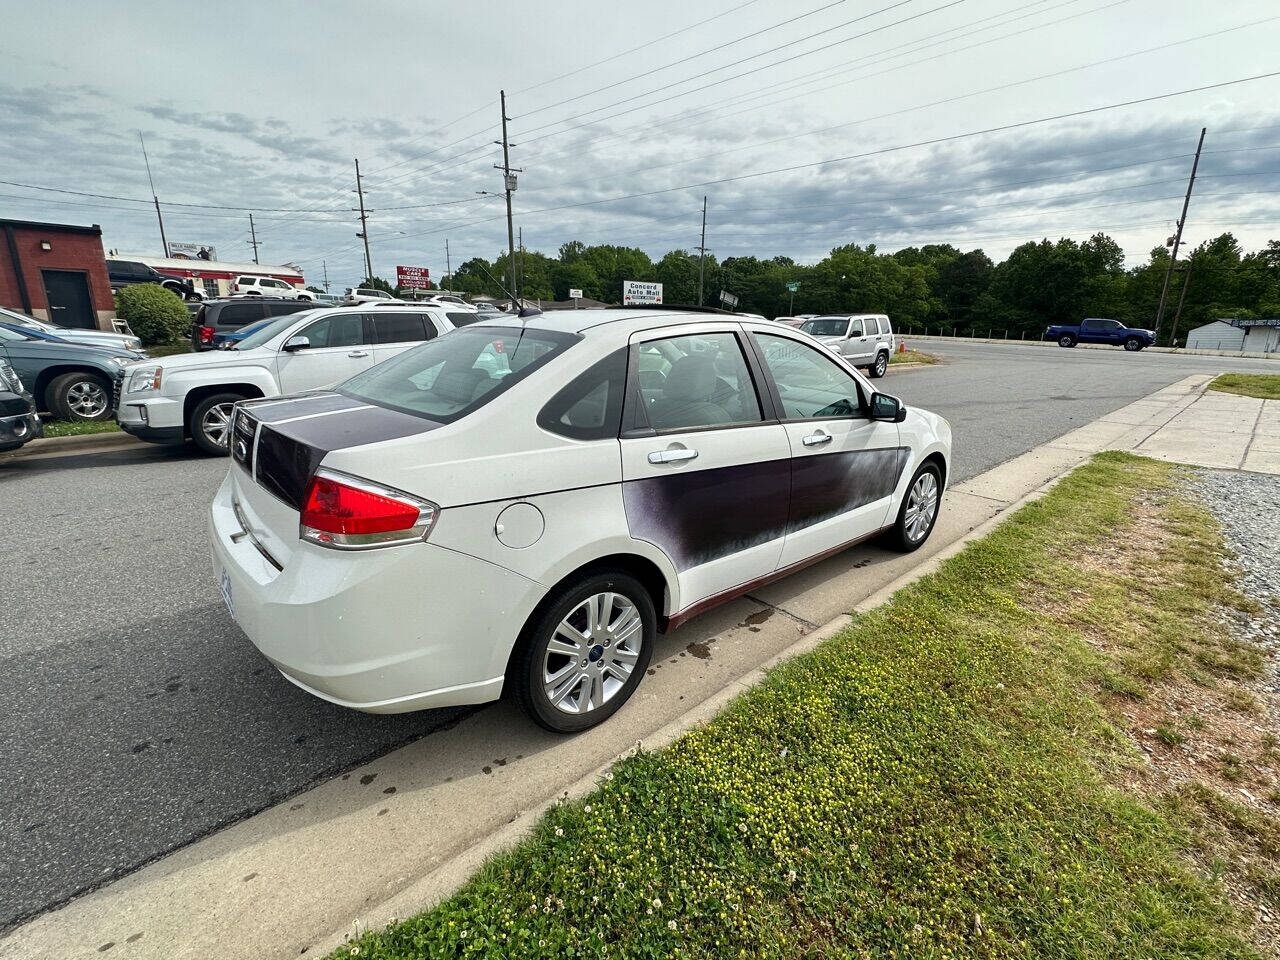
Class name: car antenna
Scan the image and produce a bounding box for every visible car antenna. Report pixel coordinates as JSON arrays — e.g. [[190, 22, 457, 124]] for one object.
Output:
[[473, 262, 541, 318]]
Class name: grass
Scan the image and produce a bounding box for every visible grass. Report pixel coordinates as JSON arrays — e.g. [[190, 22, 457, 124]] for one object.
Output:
[[890, 348, 940, 365], [336, 453, 1272, 960], [147, 341, 193, 357], [1208, 373, 1280, 400], [40, 419, 122, 438]]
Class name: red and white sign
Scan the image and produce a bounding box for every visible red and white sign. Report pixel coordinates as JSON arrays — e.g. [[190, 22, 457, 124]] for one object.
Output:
[[396, 265, 431, 290]]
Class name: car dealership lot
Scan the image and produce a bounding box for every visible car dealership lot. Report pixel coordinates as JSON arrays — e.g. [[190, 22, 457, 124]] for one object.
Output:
[[1, 340, 1278, 931]]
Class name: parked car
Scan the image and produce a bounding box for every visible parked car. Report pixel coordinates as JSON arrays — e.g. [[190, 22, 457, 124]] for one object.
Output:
[[0, 304, 143, 352], [210, 316, 276, 350], [772, 316, 805, 327], [343, 287, 400, 304], [208, 308, 951, 732], [107, 259, 202, 301], [119, 304, 456, 453], [1045, 318, 1155, 351], [799, 314, 895, 378], [231, 275, 313, 300], [189, 298, 319, 351], [0, 324, 145, 421], [0, 358, 42, 452]]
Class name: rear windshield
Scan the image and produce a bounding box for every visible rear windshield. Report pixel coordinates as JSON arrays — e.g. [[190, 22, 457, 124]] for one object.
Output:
[[338, 326, 577, 423], [800, 317, 849, 337]]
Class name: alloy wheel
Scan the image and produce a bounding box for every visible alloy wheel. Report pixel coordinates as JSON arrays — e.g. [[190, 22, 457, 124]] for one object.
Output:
[[66, 380, 108, 419], [201, 402, 236, 448], [904, 471, 938, 543], [542, 592, 643, 715], [875, 354, 888, 376]]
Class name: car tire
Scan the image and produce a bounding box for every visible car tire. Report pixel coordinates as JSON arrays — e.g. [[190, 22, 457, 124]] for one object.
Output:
[[47, 371, 114, 421], [868, 351, 889, 378], [190, 392, 244, 455], [1057, 334, 1077, 348], [884, 461, 942, 553], [513, 570, 656, 734], [1124, 337, 1143, 351]]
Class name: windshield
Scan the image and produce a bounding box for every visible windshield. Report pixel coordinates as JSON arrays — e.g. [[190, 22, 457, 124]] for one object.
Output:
[[339, 326, 577, 422], [0, 306, 48, 330], [0, 325, 35, 342], [800, 317, 849, 338], [233, 311, 318, 350]]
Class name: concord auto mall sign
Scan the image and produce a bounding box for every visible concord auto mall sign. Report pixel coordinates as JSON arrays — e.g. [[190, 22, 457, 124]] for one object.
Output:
[[622, 280, 662, 305]]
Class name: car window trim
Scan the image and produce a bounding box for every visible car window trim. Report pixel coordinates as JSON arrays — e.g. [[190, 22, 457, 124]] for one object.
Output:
[[619, 325, 776, 439], [748, 328, 873, 423]]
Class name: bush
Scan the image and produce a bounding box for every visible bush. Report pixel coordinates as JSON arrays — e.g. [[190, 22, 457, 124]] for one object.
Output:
[[114, 284, 188, 346]]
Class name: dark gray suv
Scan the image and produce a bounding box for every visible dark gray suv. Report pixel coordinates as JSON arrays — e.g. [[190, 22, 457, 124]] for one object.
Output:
[[190, 299, 317, 351]]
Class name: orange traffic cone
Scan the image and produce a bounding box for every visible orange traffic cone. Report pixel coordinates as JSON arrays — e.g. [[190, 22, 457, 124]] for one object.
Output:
[[899, 340, 906, 353]]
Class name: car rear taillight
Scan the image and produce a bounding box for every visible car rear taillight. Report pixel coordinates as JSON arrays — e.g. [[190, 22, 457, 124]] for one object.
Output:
[[300, 470, 437, 550], [199, 325, 214, 343]]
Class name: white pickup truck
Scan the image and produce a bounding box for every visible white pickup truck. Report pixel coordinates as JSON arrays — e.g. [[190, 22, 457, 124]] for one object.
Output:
[[117, 304, 454, 454], [798, 314, 895, 379]]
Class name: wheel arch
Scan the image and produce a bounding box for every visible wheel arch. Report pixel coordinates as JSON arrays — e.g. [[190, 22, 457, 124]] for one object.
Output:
[[922, 449, 948, 492], [35, 364, 114, 410], [503, 552, 672, 681], [182, 383, 265, 433]]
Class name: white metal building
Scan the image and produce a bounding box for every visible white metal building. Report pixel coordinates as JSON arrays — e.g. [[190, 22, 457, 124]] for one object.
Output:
[[1185, 318, 1280, 353], [118, 254, 305, 300]]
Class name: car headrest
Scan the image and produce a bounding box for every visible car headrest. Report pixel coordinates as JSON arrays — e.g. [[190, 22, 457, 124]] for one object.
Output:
[[662, 354, 718, 402]]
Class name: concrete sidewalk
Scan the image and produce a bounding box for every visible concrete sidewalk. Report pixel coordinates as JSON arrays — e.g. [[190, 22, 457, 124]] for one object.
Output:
[[1129, 388, 1280, 474], [0, 373, 1236, 960], [904, 332, 1280, 361]]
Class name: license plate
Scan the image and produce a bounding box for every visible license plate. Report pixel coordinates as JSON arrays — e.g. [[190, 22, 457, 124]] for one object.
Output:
[[219, 568, 236, 621]]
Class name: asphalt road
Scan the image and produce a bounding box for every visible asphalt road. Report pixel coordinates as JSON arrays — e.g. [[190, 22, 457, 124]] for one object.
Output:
[[1, 340, 1276, 930]]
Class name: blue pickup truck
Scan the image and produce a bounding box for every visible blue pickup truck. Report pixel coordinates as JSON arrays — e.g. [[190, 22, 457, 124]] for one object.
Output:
[[1045, 318, 1156, 351]]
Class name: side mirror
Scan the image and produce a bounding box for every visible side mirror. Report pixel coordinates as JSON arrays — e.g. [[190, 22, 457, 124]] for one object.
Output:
[[282, 335, 310, 352], [869, 391, 907, 423]]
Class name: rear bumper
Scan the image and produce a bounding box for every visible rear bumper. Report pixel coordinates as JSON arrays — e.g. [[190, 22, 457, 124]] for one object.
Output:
[[208, 471, 545, 713]]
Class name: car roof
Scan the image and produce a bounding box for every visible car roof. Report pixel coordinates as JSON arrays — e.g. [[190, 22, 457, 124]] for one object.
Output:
[[472, 306, 780, 338]]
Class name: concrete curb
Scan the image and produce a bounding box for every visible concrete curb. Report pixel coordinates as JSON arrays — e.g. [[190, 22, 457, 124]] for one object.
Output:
[[904, 333, 1279, 360], [0, 429, 139, 459]]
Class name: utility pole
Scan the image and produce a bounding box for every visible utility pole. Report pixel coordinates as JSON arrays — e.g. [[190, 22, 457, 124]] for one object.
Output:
[[322, 260, 330, 293], [248, 213, 260, 264], [495, 91, 522, 304], [1153, 127, 1205, 344], [354, 158, 373, 281], [697, 195, 708, 306], [139, 132, 168, 255], [445, 239, 451, 287], [1170, 255, 1196, 345], [518, 226, 524, 295]]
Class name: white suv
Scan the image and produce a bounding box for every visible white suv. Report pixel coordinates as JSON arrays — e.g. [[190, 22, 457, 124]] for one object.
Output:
[[209, 309, 950, 732], [799, 314, 895, 378], [118, 305, 454, 454], [233, 275, 312, 300]]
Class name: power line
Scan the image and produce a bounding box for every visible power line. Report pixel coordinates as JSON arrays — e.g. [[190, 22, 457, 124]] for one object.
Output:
[[378, 70, 1280, 243]]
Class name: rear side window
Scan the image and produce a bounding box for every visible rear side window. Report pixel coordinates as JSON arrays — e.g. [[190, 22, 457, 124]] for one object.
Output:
[[339, 326, 577, 423], [447, 311, 481, 327], [538, 348, 627, 440], [217, 302, 265, 326], [372, 312, 430, 344], [264, 301, 309, 318]]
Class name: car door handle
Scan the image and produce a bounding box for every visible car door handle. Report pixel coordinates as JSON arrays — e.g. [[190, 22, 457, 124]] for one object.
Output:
[[347, 350, 370, 358], [802, 431, 833, 446], [648, 448, 698, 464]]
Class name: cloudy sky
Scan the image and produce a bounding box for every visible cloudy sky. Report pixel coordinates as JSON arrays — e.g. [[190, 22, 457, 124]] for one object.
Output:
[[2, 0, 1278, 290]]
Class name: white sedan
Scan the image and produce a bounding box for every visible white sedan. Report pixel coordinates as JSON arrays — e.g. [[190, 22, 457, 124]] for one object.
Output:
[[209, 309, 951, 732]]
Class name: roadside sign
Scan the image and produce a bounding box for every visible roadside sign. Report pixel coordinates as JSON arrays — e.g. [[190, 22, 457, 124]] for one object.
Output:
[[167, 241, 217, 261], [396, 265, 431, 290], [569, 288, 584, 300], [786, 281, 799, 293], [622, 280, 663, 305], [719, 289, 739, 308]]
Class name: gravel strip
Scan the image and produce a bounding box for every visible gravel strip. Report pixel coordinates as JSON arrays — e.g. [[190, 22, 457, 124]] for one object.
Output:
[[1191, 468, 1280, 652]]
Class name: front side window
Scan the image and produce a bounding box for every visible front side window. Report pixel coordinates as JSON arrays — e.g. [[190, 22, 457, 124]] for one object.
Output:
[[302, 313, 364, 348], [339, 326, 576, 423], [635, 332, 762, 433], [799, 317, 849, 338], [754, 333, 864, 420], [372, 312, 430, 344]]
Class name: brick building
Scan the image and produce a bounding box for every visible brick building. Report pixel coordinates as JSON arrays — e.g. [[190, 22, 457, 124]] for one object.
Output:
[[0, 218, 116, 330]]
